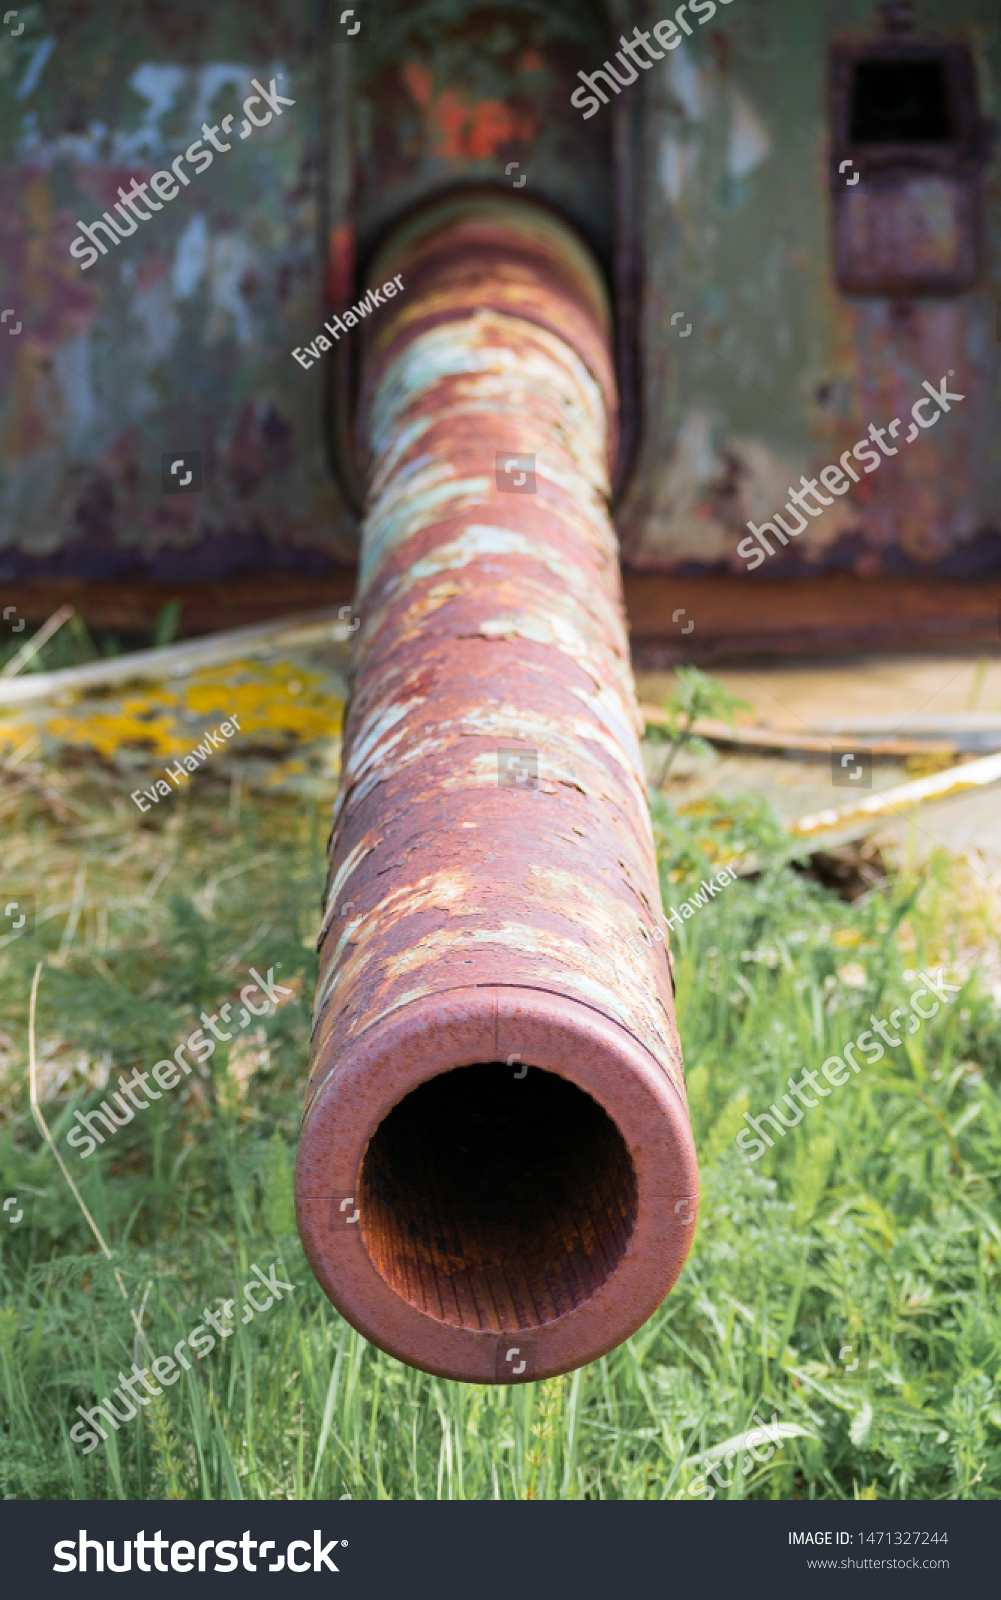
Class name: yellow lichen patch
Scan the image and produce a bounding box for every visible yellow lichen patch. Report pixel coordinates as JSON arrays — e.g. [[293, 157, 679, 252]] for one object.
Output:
[[27, 658, 342, 764], [0, 652, 345, 802], [46, 694, 183, 759], [0, 718, 33, 754], [183, 661, 341, 742]]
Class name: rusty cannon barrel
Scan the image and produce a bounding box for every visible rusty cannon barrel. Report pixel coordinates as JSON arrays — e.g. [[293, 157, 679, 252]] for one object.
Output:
[[296, 193, 698, 1383]]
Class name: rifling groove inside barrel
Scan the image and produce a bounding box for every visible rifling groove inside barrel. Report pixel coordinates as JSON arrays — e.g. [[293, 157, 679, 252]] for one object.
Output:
[[359, 1063, 638, 1331]]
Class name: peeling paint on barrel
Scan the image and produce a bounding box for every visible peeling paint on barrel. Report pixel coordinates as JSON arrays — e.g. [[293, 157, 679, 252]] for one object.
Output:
[[297, 196, 698, 1381]]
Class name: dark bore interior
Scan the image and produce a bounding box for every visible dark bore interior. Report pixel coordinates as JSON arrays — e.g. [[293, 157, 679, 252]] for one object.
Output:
[[851, 59, 953, 144], [358, 1063, 638, 1331]]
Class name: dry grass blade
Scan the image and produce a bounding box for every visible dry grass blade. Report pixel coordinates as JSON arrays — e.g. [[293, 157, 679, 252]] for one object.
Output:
[[0, 605, 76, 679], [0, 607, 353, 706]]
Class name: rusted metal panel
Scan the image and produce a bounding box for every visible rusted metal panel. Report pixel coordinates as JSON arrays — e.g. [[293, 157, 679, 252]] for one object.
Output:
[[6, 0, 1000, 634], [328, 0, 622, 507], [0, 571, 356, 633], [0, 0, 355, 582], [297, 194, 697, 1383], [1, 0, 623, 585], [829, 39, 991, 295], [623, 573, 1001, 662], [345, 0, 616, 271], [834, 171, 981, 297], [618, 0, 1001, 582]]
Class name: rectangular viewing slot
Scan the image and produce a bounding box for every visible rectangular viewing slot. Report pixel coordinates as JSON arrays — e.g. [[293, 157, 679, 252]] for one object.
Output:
[[850, 58, 954, 144]]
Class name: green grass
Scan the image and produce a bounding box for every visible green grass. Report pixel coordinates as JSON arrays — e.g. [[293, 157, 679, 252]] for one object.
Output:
[[0, 612, 92, 675], [1, 768, 999, 1500], [0, 599, 183, 674]]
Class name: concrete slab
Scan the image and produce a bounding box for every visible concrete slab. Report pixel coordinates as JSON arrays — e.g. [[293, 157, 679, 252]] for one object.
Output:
[[636, 653, 1001, 735], [637, 654, 1001, 870]]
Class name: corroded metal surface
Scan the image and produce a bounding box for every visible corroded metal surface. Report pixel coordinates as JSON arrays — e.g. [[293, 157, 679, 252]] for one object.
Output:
[[297, 193, 697, 1382], [0, 0, 353, 582], [349, 0, 614, 263], [623, 574, 1001, 663], [5, 0, 1000, 632], [0, 0, 617, 583], [618, 0, 1001, 581], [333, 0, 622, 502]]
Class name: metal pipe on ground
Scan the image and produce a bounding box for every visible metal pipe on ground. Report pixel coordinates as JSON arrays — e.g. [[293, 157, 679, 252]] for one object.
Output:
[[296, 194, 698, 1383]]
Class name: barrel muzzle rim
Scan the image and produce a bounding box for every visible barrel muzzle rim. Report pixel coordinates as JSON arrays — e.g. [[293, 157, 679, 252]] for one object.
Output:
[[296, 984, 698, 1383]]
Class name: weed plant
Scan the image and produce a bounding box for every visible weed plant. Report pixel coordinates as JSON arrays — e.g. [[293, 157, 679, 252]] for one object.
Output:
[[0, 769, 999, 1500]]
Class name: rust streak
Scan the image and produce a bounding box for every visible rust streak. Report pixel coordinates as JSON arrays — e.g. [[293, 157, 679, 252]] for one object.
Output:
[[297, 195, 697, 1383]]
